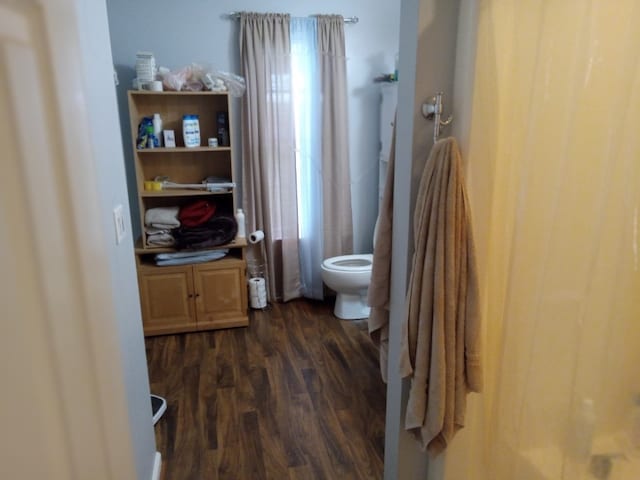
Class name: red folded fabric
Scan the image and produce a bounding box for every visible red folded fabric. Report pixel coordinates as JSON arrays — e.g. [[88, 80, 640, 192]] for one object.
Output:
[[178, 200, 216, 227]]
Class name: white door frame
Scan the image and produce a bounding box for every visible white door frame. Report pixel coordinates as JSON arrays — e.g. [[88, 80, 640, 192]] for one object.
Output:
[[1, 1, 147, 478]]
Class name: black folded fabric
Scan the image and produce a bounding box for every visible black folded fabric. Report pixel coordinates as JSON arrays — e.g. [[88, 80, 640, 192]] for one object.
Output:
[[173, 214, 237, 250]]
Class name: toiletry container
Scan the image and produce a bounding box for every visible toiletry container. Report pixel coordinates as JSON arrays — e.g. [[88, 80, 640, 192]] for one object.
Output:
[[152, 113, 163, 147], [235, 209, 246, 239], [182, 114, 200, 148], [146, 123, 156, 148], [216, 112, 230, 146]]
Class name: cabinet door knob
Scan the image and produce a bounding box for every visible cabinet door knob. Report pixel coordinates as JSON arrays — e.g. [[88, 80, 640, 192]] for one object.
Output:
[[188, 293, 194, 298], [195, 293, 201, 298]]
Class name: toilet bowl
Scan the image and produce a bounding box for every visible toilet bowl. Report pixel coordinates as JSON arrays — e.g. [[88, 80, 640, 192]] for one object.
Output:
[[320, 254, 373, 319]]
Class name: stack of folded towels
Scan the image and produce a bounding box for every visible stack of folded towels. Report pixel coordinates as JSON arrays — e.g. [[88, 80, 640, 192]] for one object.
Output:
[[144, 206, 180, 247], [144, 200, 238, 266]]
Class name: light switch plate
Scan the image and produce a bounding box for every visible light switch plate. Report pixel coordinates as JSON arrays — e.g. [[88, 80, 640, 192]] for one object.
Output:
[[113, 204, 126, 244]]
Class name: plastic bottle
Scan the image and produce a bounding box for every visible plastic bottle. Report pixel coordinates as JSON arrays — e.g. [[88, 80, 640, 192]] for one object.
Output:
[[182, 114, 200, 148], [235, 209, 246, 239], [146, 124, 155, 148], [568, 398, 596, 463], [152, 113, 163, 147]]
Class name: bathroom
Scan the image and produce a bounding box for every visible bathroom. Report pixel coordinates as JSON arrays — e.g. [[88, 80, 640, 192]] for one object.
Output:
[[3, 0, 638, 479], [107, 0, 640, 478], [107, 1, 401, 478], [107, 1, 400, 265]]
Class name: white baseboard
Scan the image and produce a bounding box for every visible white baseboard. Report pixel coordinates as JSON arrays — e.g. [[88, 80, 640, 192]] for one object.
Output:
[[151, 452, 162, 480]]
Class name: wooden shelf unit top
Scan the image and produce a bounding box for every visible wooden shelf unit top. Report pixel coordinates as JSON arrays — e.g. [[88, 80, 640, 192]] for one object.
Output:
[[129, 90, 230, 96]]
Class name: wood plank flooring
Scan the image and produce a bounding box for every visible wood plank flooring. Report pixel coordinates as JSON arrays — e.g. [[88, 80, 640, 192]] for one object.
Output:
[[146, 299, 386, 480]]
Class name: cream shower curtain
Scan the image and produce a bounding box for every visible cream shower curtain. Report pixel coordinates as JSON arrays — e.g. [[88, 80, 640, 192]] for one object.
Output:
[[444, 1, 640, 479]]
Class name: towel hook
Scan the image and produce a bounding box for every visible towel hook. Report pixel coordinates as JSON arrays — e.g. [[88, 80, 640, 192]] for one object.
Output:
[[421, 92, 453, 143]]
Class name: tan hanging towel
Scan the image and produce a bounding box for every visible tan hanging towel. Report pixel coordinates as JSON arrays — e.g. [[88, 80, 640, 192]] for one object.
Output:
[[401, 137, 482, 455], [367, 123, 397, 383]]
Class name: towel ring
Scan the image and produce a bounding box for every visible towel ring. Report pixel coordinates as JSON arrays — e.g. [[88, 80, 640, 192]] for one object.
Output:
[[422, 92, 453, 143]]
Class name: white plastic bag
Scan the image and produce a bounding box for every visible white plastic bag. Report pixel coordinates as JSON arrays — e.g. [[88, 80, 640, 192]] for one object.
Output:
[[191, 63, 246, 97], [158, 65, 191, 92], [212, 71, 246, 97], [158, 64, 246, 95]]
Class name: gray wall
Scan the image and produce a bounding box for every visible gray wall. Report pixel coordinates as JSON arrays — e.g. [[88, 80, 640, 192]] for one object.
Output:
[[76, 1, 157, 479], [106, 0, 401, 254], [383, 0, 463, 478]]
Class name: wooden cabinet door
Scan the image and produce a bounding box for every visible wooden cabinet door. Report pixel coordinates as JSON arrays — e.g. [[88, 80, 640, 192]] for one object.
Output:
[[138, 265, 196, 335], [194, 260, 248, 328]]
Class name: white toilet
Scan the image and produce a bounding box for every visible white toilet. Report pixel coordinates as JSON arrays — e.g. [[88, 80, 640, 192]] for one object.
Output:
[[320, 253, 373, 320]]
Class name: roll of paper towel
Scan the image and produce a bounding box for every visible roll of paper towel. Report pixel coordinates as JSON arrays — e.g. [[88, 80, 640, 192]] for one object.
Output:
[[249, 230, 264, 244], [248, 277, 267, 308]]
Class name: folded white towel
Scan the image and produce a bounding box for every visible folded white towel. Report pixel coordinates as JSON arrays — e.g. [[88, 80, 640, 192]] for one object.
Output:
[[145, 226, 170, 235], [146, 232, 175, 247], [144, 207, 180, 228], [149, 223, 180, 230]]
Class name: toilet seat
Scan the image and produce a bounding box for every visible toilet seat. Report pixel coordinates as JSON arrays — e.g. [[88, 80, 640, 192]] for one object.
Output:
[[322, 254, 373, 272]]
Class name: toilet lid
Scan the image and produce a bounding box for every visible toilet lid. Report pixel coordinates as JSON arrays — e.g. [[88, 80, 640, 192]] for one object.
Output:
[[322, 254, 373, 272]]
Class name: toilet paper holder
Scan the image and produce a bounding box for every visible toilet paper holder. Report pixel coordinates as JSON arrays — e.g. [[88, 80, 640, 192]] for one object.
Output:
[[249, 229, 264, 244]]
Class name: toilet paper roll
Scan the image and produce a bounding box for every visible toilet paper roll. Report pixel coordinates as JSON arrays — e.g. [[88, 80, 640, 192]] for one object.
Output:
[[250, 298, 266, 309], [249, 278, 267, 296], [248, 277, 267, 308], [249, 230, 264, 244]]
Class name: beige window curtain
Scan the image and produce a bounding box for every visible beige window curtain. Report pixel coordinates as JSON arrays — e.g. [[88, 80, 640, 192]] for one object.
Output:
[[240, 12, 354, 302], [240, 12, 302, 302], [317, 15, 353, 257]]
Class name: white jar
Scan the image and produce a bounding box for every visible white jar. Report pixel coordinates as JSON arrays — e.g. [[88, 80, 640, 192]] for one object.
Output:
[[182, 114, 200, 148]]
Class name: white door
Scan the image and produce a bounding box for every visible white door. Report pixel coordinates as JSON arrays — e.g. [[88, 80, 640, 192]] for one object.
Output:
[[0, 2, 144, 478]]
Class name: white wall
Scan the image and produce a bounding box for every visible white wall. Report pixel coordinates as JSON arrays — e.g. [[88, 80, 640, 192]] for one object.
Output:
[[76, 1, 158, 479], [106, 0, 400, 253]]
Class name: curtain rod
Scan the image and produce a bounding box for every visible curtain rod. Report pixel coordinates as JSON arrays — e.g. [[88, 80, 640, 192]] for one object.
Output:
[[227, 11, 359, 24]]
